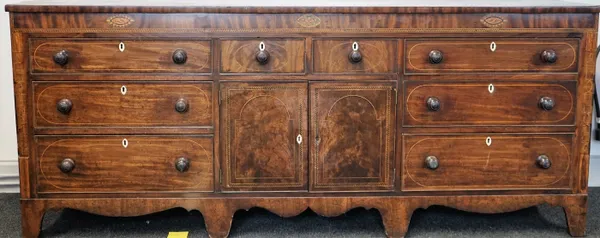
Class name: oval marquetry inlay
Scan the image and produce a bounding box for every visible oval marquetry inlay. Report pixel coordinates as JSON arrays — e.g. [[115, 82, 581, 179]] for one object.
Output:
[[106, 15, 135, 28], [296, 14, 321, 28], [480, 14, 506, 28]]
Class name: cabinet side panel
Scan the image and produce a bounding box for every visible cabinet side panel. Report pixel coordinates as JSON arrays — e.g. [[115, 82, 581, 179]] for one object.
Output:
[[10, 14, 32, 198], [574, 29, 598, 194]]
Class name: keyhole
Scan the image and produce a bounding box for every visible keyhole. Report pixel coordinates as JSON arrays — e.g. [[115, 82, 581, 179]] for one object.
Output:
[[122, 138, 128, 148], [119, 42, 125, 52], [486, 137, 492, 146], [121, 85, 127, 95], [259, 42, 266, 51], [490, 42, 497, 52], [352, 42, 359, 51], [488, 84, 494, 93]]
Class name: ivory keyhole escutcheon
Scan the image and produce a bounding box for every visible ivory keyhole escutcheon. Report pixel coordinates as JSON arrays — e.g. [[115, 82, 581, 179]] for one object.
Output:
[[296, 134, 303, 144], [490, 42, 497, 52], [488, 84, 494, 93], [352, 42, 359, 51], [122, 138, 128, 148], [121, 85, 127, 95], [119, 42, 125, 52], [486, 137, 492, 146], [259, 41, 266, 51]]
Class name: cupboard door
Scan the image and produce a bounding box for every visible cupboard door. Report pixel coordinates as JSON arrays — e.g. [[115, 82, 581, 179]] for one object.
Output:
[[310, 82, 396, 191], [221, 82, 307, 191]]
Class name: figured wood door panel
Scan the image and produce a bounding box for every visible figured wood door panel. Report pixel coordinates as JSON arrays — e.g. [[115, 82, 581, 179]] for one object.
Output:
[[36, 136, 214, 193], [34, 82, 212, 128], [405, 39, 579, 73], [30, 39, 211, 73], [404, 81, 576, 126], [221, 82, 307, 191], [402, 134, 573, 191], [310, 82, 396, 191]]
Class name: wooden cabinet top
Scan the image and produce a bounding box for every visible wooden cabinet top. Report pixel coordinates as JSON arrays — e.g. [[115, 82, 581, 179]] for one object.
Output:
[[5, 0, 600, 13]]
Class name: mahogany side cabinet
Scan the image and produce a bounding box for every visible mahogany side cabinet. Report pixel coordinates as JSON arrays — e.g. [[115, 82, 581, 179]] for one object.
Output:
[[5, 1, 600, 237]]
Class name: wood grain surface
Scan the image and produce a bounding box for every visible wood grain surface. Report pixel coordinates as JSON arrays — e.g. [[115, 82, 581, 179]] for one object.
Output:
[[406, 39, 579, 73], [404, 81, 576, 126], [5, 2, 598, 238], [30, 39, 211, 73], [221, 82, 307, 191], [313, 39, 396, 74], [310, 82, 396, 191], [33, 82, 213, 128], [402, 134, 573, 191], [220, 39, 305, 74], [35, 136, 214, 193]]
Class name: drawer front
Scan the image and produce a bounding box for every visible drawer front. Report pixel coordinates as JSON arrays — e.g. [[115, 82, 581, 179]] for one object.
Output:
[[34, 82, 213, 128], [404, 82, 575, 126], [31, 39, 211, 73], [402, 134, 572, 191], [406, 39, 578, 73], [313, 39, 396, 74], [36, 136, 214, 193], [220, 39, 305, 73]]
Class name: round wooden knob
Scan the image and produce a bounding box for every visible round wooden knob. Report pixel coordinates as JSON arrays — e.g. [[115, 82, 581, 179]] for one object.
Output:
[[255, 51, 270, 65], [175, 98, 188, 113], [59, 158, 75, 173], [426, 97, 441, 111], [540, 50, 557, 64], [53, 50, 69, 66], [348, 50, 362, 63], [56, 99, 73, 115], [172, 49, 188, 64], [175, 157, 190, 172], [425, 156, 439, 170], [539, 96, 555, 111], [428, 50, 443, 64], [536, 155, 551, 169]]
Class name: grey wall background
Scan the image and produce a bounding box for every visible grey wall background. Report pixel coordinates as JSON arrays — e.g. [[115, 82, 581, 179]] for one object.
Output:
[[0, 0, 598, 192]]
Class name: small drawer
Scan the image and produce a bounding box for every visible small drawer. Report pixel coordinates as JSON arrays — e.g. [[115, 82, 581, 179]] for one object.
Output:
[[402, 134, 573, 191], [36, 136, 214, 193], [33, 82, 213, 128], [313, 39, 396, 74], [405, 39, 578, 73], [30, 39, 211, 73], [220, 39, 305, 73], [404, 81, 575, 126]]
